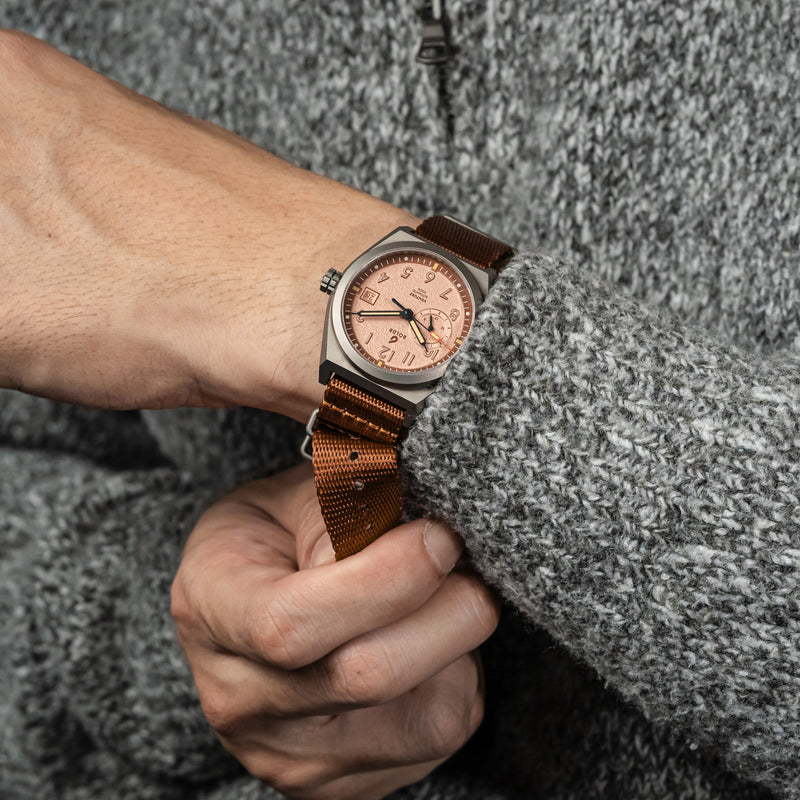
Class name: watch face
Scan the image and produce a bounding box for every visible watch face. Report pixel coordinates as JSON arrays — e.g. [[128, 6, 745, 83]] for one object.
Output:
[[338, 246, 476, 382]]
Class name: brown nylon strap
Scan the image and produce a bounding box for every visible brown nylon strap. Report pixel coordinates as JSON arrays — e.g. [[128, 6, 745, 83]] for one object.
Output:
[[312, 375, 405, 559], [316, 375, 404, 444], [414, 215, 514, 272], [313, 217, 514, 559]]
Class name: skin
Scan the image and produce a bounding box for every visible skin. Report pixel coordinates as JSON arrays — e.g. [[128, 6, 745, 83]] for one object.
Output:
[[1, 31, 502, 799], [172, 463, 500, 799], [0, 28, 417, 420]]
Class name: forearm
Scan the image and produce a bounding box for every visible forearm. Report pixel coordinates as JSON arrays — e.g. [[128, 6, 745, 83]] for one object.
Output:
[[0, 30, 417, 417], [402, 251, 800, 796]]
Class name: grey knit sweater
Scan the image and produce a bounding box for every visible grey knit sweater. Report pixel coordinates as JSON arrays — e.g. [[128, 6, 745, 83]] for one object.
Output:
[[1, 1, 798, 799]]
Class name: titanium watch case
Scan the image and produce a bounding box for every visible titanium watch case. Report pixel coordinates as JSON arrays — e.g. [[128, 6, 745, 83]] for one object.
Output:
[[319, 221, 494, 427]]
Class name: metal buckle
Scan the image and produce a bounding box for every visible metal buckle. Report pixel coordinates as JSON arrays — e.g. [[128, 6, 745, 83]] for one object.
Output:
[[300, 408, 318, 461]]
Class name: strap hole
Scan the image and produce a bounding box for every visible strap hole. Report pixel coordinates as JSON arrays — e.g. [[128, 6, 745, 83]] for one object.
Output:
[[359, 503, 370, 514], [353, 480, 364, 491], [349, 450, 359, 461]]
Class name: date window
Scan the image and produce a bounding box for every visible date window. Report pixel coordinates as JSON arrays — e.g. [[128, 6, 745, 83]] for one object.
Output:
[[361, 287, 380, 306]]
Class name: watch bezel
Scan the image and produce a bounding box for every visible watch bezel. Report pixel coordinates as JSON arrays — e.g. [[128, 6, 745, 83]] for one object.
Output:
[[330, 240, 480, 387]]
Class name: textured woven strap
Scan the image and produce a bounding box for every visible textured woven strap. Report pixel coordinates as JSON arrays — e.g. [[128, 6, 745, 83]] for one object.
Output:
[[414, 215, 514, 272], [312, 376, 405, 559], [313, 216, 513, 559]]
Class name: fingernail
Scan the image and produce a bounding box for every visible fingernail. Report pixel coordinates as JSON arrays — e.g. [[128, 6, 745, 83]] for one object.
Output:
[[309, 533, 336, 568], [422, 518, 462, 575]]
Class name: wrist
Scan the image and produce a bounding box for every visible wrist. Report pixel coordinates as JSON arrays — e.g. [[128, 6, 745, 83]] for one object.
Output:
[[279, 199, 422, 422], [246, 198, 422, 422], [153, 152, 420, 420]]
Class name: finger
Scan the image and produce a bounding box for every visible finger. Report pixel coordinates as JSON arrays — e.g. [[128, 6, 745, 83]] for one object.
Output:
[[322, 652, 485, 769], [189, 461, 318, 558], [231, 739, 445, 800], [302, 570, 498, 713], [229, 654, 483, 797], [198, 516, 464, 670], [188, 571, 498, 720]]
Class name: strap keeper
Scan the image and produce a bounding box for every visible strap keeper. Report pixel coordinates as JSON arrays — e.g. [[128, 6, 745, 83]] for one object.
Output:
[[300, 408, 319, 461]]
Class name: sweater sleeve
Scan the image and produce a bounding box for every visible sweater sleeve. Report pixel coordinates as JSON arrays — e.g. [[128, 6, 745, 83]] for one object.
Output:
[[401, 250, 800, 798], [0, 448, 254, 799]]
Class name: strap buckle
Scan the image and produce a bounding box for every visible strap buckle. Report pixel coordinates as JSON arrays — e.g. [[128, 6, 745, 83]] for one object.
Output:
[[300, 408, 318, 461]]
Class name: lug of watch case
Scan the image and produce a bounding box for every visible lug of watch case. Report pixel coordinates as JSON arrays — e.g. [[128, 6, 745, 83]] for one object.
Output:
[[319, 314, 434, 424]]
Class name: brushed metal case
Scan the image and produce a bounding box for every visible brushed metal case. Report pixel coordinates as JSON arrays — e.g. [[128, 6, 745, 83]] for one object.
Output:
[[319, 224, 492, 426]]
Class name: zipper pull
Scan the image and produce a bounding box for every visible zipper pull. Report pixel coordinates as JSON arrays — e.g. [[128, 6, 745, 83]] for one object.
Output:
[[417, 0, 453, 65]]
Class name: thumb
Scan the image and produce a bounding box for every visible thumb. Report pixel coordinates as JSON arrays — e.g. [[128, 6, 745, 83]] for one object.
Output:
[[308, 530, 336, 568]]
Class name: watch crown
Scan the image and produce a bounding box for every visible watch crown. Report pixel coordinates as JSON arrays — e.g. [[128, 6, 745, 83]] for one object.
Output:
[[320, 268, 342, 295]]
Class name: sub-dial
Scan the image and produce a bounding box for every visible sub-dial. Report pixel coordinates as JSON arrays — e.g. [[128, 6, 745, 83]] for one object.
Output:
[[419, 308, 453, 345]]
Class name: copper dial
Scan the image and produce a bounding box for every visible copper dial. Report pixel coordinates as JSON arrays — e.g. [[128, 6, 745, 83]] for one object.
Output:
[[342, 249, 475, 375]]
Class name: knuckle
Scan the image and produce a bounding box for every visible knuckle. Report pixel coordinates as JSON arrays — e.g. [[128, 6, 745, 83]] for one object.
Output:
[[326, 643, 396, 707], [248, 755, 323, 799], [421, 697, 472, 760], [372, 553, 428, 615], [391, 552, 430, 599], [197, 686, 242, 737], [169, 572, 191, 627], [169, 549, 216, 632], [248, 596, 308, 670]]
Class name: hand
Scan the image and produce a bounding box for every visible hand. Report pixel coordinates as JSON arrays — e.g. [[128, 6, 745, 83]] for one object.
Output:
[[0, 30, 418, 418], [171, 462, 500, 800], [390, 298, 429, 350]]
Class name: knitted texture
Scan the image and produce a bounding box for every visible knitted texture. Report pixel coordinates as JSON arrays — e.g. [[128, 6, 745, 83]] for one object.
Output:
[[2, 0, 799, 798], [403, 252, 800, 796]]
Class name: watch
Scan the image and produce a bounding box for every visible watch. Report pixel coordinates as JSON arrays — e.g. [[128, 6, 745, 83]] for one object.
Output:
[[301, 215, 513, 559]]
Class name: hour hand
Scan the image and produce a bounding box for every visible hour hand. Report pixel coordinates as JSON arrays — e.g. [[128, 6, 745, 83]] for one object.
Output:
[[355, 309, 403, 317]]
